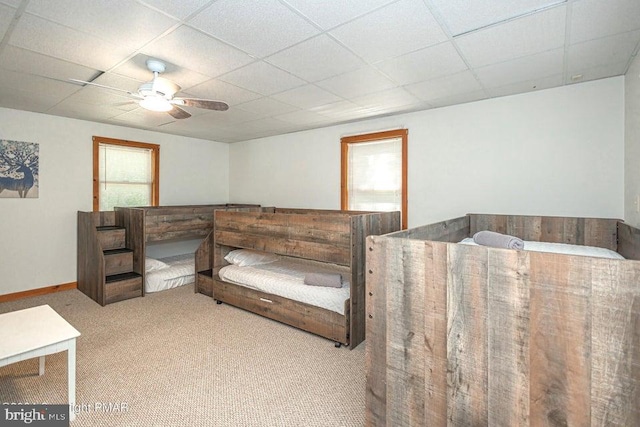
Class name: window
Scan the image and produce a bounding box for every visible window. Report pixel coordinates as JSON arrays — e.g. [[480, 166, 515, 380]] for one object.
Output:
[[341, 129, 407, 229], [93, 136, 159, 211]]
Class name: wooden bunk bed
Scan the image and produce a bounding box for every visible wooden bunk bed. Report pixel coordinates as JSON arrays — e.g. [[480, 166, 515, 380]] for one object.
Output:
[[77, 204, 258, 305], [211, 208, 401, 349], [366, 213, 640, 426]]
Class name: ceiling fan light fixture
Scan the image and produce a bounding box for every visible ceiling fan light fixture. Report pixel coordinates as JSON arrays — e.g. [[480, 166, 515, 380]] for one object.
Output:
[[139, 96, 172, 112]]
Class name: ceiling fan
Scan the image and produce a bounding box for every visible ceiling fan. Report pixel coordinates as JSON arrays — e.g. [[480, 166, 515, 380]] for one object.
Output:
[[70, 59, 229, 119]]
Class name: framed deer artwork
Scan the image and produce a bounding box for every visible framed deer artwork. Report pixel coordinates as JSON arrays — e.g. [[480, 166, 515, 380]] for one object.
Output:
[[0, 140, 39, 198]]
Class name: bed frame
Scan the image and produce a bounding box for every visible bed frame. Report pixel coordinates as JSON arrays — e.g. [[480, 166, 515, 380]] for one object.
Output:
[[211, 207, 401, 349], [366, 214, 640, 426], [78, 204, 258, 305]]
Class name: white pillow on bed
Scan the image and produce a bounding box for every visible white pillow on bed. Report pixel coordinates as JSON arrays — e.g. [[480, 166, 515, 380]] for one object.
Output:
[[224, 249, 279, 267], [145, 257, 170, 272]]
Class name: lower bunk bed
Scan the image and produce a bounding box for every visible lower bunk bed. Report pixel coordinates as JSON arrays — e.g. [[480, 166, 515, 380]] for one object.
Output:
[[145, 253, 195, 293], [211, 208, 401, 349], [366, 213, 640, 426]]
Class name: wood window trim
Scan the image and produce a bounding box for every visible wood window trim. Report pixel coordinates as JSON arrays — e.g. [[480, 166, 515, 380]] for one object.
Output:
[[340, 129, 408, 229], [92, 136, 160, 212]]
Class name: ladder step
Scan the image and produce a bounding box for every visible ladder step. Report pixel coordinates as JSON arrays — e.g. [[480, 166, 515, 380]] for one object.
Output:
[[106, 271, 141, 283]]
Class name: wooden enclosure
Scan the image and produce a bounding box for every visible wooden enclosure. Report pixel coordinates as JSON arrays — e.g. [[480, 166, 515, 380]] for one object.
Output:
[[366, 214, 640, 426], [212, 207, 401, 348]]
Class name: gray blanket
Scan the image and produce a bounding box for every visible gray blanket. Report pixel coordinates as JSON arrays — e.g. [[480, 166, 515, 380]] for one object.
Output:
[[304, 272, 343, 288], [473, 230, 524, 250]]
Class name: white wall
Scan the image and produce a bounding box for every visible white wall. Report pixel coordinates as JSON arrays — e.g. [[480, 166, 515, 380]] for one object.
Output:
[[625, 54, 640, 227], [231, 77, 625, 228], [0, 108, 229, 295]]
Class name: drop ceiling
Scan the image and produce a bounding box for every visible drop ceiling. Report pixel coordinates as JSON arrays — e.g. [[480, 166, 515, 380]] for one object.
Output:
[[0, 0, 638, 143]]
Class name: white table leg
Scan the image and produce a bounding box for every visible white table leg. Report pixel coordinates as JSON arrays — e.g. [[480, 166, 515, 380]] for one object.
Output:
[[39, 356, 45, 375], [68, 339, 76, 422]]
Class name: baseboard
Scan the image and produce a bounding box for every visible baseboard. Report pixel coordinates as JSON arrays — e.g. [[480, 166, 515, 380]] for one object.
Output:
[[0, 282, 77, 303]]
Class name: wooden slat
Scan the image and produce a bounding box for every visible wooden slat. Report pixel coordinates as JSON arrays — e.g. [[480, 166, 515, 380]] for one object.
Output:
[[447, 244, 488, 425], [470, 214, 618, 250], [529, 252, 591, 427], [590, 258, 640, 426], [216, 210, 352, 233], [365, 235, 389, 427], [385, 238, 428, 426], [214, 230, 351, 266], [487, 249, 530, 426], [616, 221, 640, 260], [423, 242, 448, 427], [386, 215, 469, 242]]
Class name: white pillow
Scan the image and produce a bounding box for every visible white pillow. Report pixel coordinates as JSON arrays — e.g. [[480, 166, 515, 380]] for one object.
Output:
[[145, 257, 170, 272], [224, 249, 279, 267]]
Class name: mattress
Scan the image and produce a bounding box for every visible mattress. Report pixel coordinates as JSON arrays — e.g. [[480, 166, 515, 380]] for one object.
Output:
[[145, 253, 195, 293], [459, 238, 625, 259], [218, 257, 351, 315]]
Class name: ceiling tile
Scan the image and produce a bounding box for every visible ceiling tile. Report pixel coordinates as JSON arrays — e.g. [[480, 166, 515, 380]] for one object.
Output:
[[316, 67, 397, 99], [0, 3, 15, 40], [405, 70, 483, 102], [188, 0, 319, 57], [234, 97, 299, 117], [487, 73, 563, 97], [274, 109, 331, 126], [9, 13, 132, 71], [428, 90, 488, 108], [271, 84, 342, 109], [48, 99, 138, 121], [143, 26, 255, 79], [329, 0, 447, 63], [0, 85, 65, 112], [0, 45, 99, 83], [281, 0, 396, 30], [109, 55, 211, 91], [351, 87, 421, 110], [265, 34, 365, 82], [566, 62, 629, 84], [26, 0, 178, 50], [567, 30, 640, 76], [429, 0, 566, 36], [455, 5, 566, 68], [0, 69, 80, 99], [309, 100, 363, 119], [571, 0, 640, 44], [138, 0, 213, 20], [185, 79, 262, 106], [376, 42, 468, 85], [1, 0, 22, 7], [475, 48, 564, 88], [110, 108, 177, 127], [219, 61, 306, 96]]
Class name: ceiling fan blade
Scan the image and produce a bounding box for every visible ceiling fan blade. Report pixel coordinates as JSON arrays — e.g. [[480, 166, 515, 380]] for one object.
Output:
[[168, 105, 191, 119], [173, 98, 229, 111], [69, 78, 142, 99]]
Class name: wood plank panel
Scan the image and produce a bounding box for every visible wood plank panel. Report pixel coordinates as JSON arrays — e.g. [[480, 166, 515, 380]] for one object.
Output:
[[365, 235, 389, 427], [216, 210, 352, 234], [387, 216, 469, 242], [616, 221, 640, 260], [590, 258, 640, 426], [385, 238, 427, 427], [214, 230, 351, 266], [529, 252, 591, 427], [446, 244, 488, 425], [423, 242, 448, 427], [487, 249, 530, 427]]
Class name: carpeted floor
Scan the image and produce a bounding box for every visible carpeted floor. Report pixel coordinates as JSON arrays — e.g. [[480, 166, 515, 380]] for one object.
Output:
[[0, 285, 366, 426]]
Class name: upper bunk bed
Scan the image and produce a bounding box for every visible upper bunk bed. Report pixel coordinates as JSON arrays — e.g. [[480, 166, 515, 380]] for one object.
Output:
[[208, 207, 401, 349], [366, 213, 640, 426]]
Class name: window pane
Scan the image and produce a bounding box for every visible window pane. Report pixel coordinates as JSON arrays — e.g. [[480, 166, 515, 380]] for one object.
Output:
[[99, 144, 152, 184], [99, 183, 151, 211]]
